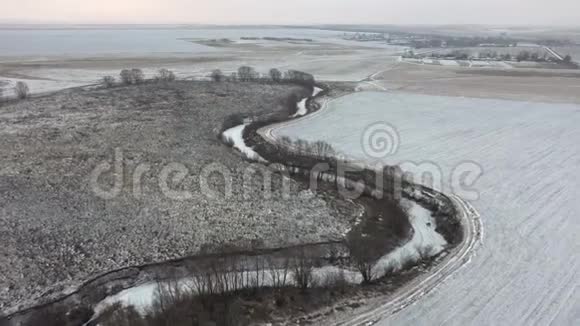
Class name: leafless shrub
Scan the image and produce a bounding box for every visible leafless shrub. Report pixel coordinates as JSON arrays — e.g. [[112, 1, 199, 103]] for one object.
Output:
[[291, 248, 314, 291], [293, 138, 309, 154], [120, 69, 133, 85], [345, 232, 382, 283], [325, 243, 345, 264], [269, 68, 282, 82], [211, 69, 225, 82], [312, 140, 336, 157], [288, 138, 336, 158], [131, 69, 145, 84], [120, 69, 145, 85], [152, 278, 190, 316], [101, 75, 116, 88], [155, 68, 176, 82], [250, 256, 267, 289], [267, 255, 291, 288], [14, 81, 30, 99], [238, 66, 258, 82]]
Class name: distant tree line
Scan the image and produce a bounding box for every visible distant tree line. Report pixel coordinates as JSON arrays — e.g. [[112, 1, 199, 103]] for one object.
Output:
[[275, 136, 336, 158], [101, 68, 177, 88], [100, 66, 316, 89], [210, 66, 315, 88], [410, 49, 574, 64]]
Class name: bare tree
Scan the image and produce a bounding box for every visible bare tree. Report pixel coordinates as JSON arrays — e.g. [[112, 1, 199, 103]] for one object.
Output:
[[267, 255, 290, 288], [120, 69, 133, 85], [346, 232, 382, 283], [119, 69, 145, 85], [14, 81, 29, 99], [312, 140, 336, 157], [211, 69, 225, 82], [238, 66, 257, 82], [131, 69, 145, 84], [101, 76, 115, 88], [269, 68, 282, 82], [516, 51, 531, 62], [155, 68, 176, 82], [292, 248, 314, 290]]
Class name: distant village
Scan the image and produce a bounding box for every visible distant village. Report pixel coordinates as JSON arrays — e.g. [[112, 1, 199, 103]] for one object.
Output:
[[342, 32, 573, 48], [342, 32, 575, 66]]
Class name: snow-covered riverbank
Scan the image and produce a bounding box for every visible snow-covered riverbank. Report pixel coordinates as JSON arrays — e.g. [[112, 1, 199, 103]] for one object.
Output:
[[92, 200, 446, 316], [221, 123, 265, 161]]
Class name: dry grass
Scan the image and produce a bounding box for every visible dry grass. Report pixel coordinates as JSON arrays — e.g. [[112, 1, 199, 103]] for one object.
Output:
[[0, 81, 355, 312]]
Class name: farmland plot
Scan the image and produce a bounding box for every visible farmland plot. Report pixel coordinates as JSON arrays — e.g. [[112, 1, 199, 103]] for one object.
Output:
[[274, 91, 580, 325]]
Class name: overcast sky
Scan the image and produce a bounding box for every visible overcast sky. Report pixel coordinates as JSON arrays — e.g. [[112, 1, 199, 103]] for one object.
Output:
[[2, 0, 579, 26]]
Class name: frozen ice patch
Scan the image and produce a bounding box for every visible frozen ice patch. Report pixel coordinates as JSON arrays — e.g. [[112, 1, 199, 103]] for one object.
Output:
[[222, 124, 265, 162]]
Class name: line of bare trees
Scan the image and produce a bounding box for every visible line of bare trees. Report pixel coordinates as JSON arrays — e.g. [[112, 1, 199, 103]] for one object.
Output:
[[96, 243, 331, 326], [101, 68, 176, 88], [100, 66, 315, 89], [275, 136, 337, 158], [423, 50, 574, 64], [94, 227, 398, 326], [29, 226, 396, 326], [210, 66, 315, 87]]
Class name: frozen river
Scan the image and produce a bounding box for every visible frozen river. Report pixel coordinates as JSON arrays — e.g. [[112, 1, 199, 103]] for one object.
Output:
[[274, 91, 580, 325]]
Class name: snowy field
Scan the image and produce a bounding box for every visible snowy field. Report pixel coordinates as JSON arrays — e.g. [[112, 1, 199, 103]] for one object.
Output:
[[274, 91, 580, 325]]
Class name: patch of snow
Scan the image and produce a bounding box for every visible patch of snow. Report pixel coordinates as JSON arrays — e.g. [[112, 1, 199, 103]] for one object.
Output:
[[438, 59, 459, 66], [94, 265, 362, 316], [222, 124, 265, 162], [95, 282, 159, 314], [313, 87, 323, 97], [291, 98, 308, 117]]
